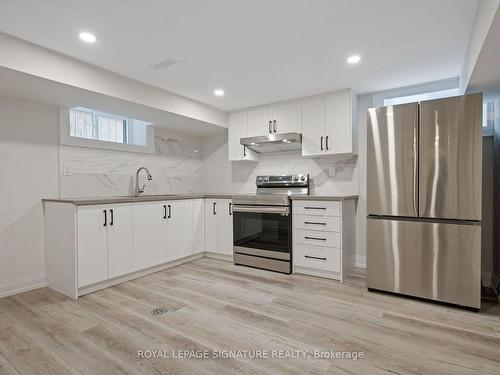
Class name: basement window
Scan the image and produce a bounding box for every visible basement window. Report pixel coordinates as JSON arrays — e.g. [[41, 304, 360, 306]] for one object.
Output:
[[60, 107, 155, 153], [382, 88, 460, 106]]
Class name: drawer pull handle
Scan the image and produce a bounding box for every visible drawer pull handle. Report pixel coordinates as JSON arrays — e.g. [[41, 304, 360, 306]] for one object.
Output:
[[305, 255, 327, 261], [304, 221, 326, 225], [305, 236, 327, 241], [304, 206, 326, 210]]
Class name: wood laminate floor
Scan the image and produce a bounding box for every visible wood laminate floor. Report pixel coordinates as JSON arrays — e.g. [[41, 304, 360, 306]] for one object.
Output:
[[0, 258, 499, 374]]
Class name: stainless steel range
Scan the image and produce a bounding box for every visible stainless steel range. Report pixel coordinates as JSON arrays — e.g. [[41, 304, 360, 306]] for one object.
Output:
[[232, 174, 309, 274]]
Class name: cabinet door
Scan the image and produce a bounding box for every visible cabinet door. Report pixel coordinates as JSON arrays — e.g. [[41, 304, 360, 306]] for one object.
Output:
[[272, 100, 301, 134], [107, 203, 134, 279], [228, 111, 259, 162], [247, 105, 272, 137], [77, 205, 108, 287], [301, 96, 325, 156], [324, 90, 353, 154], [204, 200, 218, 252], [132, 202, 166, 271], [192, 199, 205, 254], [228, 111, 247, 161], [166, 200, 193, 262], [217, 199, 234, 255]]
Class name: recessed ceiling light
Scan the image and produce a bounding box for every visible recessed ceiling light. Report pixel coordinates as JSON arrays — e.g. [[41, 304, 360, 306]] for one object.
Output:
[[214, 89, 225, 97], [79, 32, 97, 43], [347, 55, 361, 64]]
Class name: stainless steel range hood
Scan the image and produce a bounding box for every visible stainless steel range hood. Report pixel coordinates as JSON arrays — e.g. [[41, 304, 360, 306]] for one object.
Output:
[[240, 132, 302, 153]]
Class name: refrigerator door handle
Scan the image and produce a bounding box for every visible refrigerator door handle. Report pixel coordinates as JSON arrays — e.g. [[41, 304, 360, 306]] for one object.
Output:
[[413, 111, 418, 217]]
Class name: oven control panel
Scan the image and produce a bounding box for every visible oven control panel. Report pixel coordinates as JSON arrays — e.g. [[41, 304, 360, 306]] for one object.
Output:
[[256, 174, 309, 187]]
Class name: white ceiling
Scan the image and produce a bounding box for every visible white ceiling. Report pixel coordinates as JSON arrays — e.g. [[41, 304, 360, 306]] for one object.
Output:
[[0, 0, 479, 111], [468, 4, 500, 95]]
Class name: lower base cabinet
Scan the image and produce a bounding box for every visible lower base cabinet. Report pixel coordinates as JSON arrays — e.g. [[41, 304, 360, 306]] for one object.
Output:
[[45, 197, 232, 298], [205, 199, 233, 256], [166, 200, 193, 262], [132, 201, 166, 271], [292, 199, 356, 281], [77, 205, 109, 287]]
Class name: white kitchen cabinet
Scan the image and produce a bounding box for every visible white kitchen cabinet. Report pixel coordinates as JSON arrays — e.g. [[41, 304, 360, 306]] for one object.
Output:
[[272, 100, 302, 134], [107, 203, 134, 279], [246, 101, 301, 137], [247, 105, 273, 137], [228, 111, 259, 162], [45, 197, 211, 299], [217, 199, 234, 255], [301, 96, 325, 156], [204, 198, 233, 256], [324, 91, 357, 154], [166, 200, 193, 262], [204, 199, 219, 252], [77, 203, 134, 287], [292, 198, 356, 281], [77, 205, 108, 287], [301, 89, 357, 157], [192, 199, 205, 253], [132, 201, 166, 270]]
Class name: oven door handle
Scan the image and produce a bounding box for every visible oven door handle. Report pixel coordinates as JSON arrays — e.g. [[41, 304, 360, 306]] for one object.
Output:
[[232, 205, 289, 215]]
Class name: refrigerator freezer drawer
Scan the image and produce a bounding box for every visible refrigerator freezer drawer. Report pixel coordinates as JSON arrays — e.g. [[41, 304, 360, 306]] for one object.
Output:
[[367, 218, 481, 309]]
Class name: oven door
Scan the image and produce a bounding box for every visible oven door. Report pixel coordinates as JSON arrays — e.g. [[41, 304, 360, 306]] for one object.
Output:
[[232, 205, 291, 260]]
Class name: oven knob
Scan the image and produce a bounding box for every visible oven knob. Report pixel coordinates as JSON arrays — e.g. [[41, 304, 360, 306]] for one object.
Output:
[[300, 175, 305, 181], [293, 176, 299, 181], [257, 177, 263, 182], [263, 176, 269, 182]]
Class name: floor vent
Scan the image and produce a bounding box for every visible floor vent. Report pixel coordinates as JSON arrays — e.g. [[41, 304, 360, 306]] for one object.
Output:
[[151, 306, 168, 316]]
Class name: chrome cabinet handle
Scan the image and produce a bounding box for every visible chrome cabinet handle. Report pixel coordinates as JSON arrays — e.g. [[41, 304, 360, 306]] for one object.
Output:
[[320, 136, 323, 151], [305, 236, 327, 241], [168, 204, 171, 218], [273, 120, 277, 133], [163, 205, 167, 219], [229, 202, 232, 215], [103, 210, 107, 227], [304, 206, 326, 210], [110, 209, 114, 226], [243, 146, 246, 157], [305, 255, 327, 261], [269, 120, 272, 133], [304, 221, 326, 225], [213, 202, 217, 215], [326, 136, 329, 150]]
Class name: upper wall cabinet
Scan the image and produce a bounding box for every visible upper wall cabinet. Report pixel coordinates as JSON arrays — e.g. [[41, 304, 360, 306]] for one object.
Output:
[[247, 100, 302, 137], [301, 89, 357, 157], [228, 111, 260, 162]]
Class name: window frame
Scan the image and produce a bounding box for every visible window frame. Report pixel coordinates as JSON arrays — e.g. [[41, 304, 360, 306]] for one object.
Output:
[[60, 108, 155, 154]]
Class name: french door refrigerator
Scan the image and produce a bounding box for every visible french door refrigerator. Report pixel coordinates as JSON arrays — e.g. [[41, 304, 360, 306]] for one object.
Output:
[[366, 93, 483, 309]]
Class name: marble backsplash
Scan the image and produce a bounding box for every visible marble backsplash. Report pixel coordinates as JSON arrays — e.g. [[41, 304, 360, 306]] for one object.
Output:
[[59, 128, 203, 198], [201, 134, 359, 196]]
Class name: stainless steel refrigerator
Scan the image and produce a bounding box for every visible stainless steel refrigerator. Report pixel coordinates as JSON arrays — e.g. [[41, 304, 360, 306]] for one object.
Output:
[[366, 93, 483, 309]]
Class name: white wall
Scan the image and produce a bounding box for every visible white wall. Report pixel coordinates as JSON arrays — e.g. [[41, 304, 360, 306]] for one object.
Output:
[[0, 96, 59, 298]]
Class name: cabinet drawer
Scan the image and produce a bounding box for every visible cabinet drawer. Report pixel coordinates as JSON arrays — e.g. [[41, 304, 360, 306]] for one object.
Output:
[[293, 215, 340, 232], [293, 229, 340, 248], [294, 244, 340, 272], [293, 201, 340, 217]]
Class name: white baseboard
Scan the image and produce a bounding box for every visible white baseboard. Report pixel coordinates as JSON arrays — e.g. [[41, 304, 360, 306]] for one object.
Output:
[[355, 255, 366, 269], [204, 252, 233, 262], [0, 275, 47, 299]]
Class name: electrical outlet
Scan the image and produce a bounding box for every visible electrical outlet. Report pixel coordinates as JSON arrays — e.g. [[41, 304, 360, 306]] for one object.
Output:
[[63, 165, 72, 176], [328, 166, 336, 177]]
